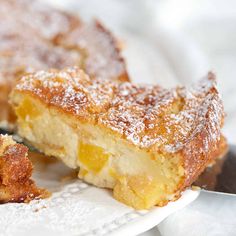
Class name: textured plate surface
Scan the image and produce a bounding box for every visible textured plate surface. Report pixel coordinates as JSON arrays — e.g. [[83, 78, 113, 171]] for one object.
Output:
[[0, 152, 199, 236]]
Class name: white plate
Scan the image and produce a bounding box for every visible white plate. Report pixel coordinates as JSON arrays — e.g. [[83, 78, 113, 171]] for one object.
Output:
[[0, 153, 199, 236]]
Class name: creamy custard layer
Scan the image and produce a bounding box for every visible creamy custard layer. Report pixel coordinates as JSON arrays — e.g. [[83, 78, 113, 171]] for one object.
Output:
[[13, 95, 185, 209]]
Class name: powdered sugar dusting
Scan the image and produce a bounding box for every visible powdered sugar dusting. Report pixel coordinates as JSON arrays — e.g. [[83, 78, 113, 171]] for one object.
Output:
[[15, 68, 224, 154], [0, 0, 78, 41], [0, 0, 81, 84], [16, 68, 115, 119], [60, 21, 128, 81], [164, 73, 223, 153]]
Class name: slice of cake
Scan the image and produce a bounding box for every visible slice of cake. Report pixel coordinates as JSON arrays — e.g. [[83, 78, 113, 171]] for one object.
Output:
[[10, 67, 227, 209], [0, 135, 47, 203]]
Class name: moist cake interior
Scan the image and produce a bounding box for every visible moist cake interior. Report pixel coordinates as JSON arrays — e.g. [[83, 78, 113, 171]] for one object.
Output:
[[13, 94, 185, 209]]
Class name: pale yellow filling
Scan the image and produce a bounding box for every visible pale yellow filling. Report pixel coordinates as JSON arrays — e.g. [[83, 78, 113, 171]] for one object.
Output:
[[15, 97, 41, 121], [78, 142, 110, 173]]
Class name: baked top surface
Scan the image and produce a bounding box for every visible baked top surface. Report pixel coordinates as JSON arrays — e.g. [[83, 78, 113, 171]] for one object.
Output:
[[0, 0, 80, 40], [0, 0, 128, 83], [12, 67, 224, 154], [0, 26, 81, 82], [58, 21, 129, 81]]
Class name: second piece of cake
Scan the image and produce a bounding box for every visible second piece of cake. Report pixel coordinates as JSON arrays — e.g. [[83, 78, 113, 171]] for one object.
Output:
[[10, 67, 227, 209], [0, 135, 47, 203]]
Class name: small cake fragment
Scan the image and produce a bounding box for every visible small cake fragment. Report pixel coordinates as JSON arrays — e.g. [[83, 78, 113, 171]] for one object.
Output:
[[0, 135, 48, 203], [10, 68, 227, 209]]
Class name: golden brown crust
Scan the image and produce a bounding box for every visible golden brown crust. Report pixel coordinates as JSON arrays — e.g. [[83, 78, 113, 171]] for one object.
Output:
[[11, 67, 227, 191], [0, 0, 129, 128], [0, 0, 80, 41], [182, 134, 227, 188], [0, 135, 47, 203], [56, 20, 129, 82]]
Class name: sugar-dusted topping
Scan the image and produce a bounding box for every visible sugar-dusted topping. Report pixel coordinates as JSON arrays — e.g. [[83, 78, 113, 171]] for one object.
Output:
[[163, 72, 223, 153], [14, 68, 224, 154], [59, 21, 129, 82], [16, 68, 116, 119], [0, 6, 76, 79], [1, 0, 80, 40], [99, 82, 179, 147], [0, 0, 128, 87], [0, 13, 81, 83], [100, 72, 223, 153]]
